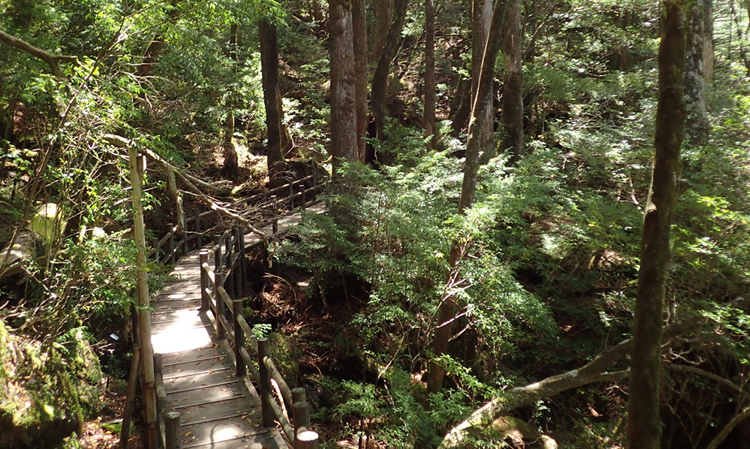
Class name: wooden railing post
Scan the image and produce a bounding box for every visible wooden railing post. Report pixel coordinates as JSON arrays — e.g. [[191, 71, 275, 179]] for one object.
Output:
[[238, 226, 247, 298], [214, 245, 222, 274], [258, 338, 274, 427], [224, 234, 234, 298], [196, 216, 202, 249], [180, 224, 187, 259], [164, 411, 181, 449], [293, 388, 311, 444], [296, 430, 320, 449], [232, 299, 246, 377], [215, 270, 225, 339], [233, 227, 242, 298], [199, 249, 209, 312], [168, 230, 175, 264], [301, 182, 307, 210], [289, 181, 295, 209]]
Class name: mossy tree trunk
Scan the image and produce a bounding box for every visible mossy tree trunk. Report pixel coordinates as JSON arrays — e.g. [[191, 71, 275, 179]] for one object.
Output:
[[626, 2, 686, 448]]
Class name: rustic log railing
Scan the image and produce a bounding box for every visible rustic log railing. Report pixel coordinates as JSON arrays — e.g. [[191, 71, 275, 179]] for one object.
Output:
[[149, 173, 326, 449]]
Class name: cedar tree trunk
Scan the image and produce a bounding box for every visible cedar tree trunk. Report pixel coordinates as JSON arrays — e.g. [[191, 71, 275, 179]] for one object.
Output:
[[685, 0, 713, 147], [329, 0, 359, 168], [352, 0, 368, 161], [501, 0, 524, 161], [260, 19, 286, 185], [472, 0, 495, 163]]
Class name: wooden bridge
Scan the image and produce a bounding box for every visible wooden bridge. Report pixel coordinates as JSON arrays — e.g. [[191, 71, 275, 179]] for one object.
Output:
[[146, 173, 325, 449]]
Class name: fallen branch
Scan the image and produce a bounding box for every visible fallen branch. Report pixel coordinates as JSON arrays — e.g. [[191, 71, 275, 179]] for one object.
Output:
[[439, 310, 721, 448], [706, 405, 750, 449], [0, 29, 78, 77]]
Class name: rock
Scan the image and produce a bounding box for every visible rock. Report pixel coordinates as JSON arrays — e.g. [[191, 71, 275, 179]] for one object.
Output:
[[0, 322, 101, 448]]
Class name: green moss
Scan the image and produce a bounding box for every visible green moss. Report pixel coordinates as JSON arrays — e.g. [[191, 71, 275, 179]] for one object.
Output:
[[0, 321, 103, 448]]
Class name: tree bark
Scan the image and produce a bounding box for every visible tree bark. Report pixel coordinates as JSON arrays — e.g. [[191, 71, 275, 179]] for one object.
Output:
[[427, 0, 508, 395], [372, 0, 391, 63], [685, 0, 713, 147], [500, 0, 525, 161], [329, 0, 359, 169], [424, 0, 438, 151], [371, 0, 410, 142], [222, 23, 239, 181], [260, 19, 286, 185], [626, 2, 686, 449], [472, 0, 495, 163], [0, 29, 77, 78], [352, 0, 369, 161]]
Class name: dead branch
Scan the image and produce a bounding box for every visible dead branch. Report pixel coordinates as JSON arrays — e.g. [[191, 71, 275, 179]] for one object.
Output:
[[0, 29, 78, 77]]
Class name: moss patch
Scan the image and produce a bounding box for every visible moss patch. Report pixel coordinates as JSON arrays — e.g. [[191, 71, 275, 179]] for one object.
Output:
[[0, 322, 103, 448]]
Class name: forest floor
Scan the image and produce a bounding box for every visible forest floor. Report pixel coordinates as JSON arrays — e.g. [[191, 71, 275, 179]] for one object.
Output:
[[72, 384, 144, 449]]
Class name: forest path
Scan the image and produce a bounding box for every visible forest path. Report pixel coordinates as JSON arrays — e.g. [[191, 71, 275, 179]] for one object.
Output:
[[150, 202, 325, 449]]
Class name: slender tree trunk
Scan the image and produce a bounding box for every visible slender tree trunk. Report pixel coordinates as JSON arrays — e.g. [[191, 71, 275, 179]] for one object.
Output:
[[427, 0, 508, 394], [259, 19, 286, 185], [501, 0, 524, 160], [472, 0, 495, 163], [352, 0, 368, 161], [685, 0, 713, 147], [424, 0, 438, 151], [222, 23, 239, 181], [330, 0, 359, 168], [626, 2, 686, 448], [371, 0, 410, 142], [372, 0, 391, 63]]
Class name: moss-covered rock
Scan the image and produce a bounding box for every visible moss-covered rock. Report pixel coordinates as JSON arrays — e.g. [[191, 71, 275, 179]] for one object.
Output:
[[0, 322, 102, 448], [269, 332, 300, 387]]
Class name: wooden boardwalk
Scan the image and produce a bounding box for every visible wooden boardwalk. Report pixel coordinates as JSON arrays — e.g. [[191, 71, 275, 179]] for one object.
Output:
[[151, 204, 324, 449]]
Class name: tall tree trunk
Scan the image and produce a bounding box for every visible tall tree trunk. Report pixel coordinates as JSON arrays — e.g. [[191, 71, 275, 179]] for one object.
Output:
[[427, 0, 508, 395], [372, 0, 391, 63], [371, 0, 410, 142], [501, 0, 524, 160], [424, 0, 438, 151], [352, 0, 368, 161], [222, 23, 239, 181], [259, 19, 286, 185], [329, 0, 359, 168], [626, 2, 686, 448], [472, 0, 495, 163], [685, 0, 713, 147]]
